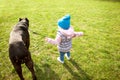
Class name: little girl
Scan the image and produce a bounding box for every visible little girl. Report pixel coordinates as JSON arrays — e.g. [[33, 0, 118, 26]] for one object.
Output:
[[45, 14, 83, 63]]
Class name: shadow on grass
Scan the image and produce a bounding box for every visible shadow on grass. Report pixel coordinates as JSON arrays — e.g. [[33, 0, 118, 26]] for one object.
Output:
[[35, 63, 60, 80], [63, 59, 91, 80]]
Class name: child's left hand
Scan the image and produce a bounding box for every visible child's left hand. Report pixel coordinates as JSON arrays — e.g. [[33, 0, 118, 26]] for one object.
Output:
[[45, 37, 49, 42]]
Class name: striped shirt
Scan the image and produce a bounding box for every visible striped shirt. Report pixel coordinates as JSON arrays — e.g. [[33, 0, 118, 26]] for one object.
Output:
[[57, 31, 72, 52], [46, 26, 83, 52]]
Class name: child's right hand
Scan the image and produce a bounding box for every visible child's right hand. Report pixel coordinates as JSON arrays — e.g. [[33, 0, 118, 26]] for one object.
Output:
[[79, 32, 84, 36], [74, 32, 84, 37]]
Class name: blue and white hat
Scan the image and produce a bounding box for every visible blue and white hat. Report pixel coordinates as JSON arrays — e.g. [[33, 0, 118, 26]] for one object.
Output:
[[57, 14, 71, 30]]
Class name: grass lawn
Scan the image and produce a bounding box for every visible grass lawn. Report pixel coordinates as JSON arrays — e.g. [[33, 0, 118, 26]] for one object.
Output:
[[0, 0, 120, 80]]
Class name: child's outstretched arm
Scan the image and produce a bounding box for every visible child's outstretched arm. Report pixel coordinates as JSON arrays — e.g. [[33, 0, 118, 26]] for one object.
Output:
[[45, 35, 61, 45], [73, 32, 84, 38]]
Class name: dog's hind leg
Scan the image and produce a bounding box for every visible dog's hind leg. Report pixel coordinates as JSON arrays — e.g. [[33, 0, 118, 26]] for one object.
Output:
[[13, 63, 24, 80], [25, 59, 37, 80]]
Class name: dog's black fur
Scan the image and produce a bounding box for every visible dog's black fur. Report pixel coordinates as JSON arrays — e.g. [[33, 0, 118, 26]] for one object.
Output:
[[9, 18, 37, 80]]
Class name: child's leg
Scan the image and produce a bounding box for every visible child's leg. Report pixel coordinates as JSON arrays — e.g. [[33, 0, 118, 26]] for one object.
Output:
[[65, 52, 70, 60], [66, 52, 70, 58], [57, 52, 65, 63], [60, 52, 65, 62]]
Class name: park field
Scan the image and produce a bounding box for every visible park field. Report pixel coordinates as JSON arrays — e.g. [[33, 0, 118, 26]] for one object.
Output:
[[0, 0, 120, 80]]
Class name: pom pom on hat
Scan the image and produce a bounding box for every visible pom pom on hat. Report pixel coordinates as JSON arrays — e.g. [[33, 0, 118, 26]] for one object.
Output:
[[57, 14, 71, 30]]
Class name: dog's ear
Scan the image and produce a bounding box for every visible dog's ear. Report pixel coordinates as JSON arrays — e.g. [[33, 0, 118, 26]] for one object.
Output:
[[19, 18, 22, 21], [25, 18, 29, 21], [25, 18, 29, 26], [25, 18, 29, 22]]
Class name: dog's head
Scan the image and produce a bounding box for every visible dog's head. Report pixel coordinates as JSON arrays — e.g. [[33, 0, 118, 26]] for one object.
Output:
[[19, 18, 29, 26]]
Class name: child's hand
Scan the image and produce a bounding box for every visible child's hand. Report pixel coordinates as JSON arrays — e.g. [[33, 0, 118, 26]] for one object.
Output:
[[74, 32, 84, 37], [79, 32, 84, 36], [45, 37, 49, 42]]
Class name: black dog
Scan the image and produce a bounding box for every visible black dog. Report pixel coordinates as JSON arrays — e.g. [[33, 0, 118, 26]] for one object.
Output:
[[9, 18, 37, 80]]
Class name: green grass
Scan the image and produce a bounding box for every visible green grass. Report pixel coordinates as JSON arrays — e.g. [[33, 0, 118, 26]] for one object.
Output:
[[0, 0, 120, 80]]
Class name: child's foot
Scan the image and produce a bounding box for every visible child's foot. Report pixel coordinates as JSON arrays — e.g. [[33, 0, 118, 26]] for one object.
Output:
[[65, 54, 70, 60], [57, 57, 64, 64]]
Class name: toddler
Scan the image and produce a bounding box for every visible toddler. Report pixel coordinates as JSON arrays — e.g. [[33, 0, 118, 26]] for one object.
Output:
[[45, 14, 83, 63]]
